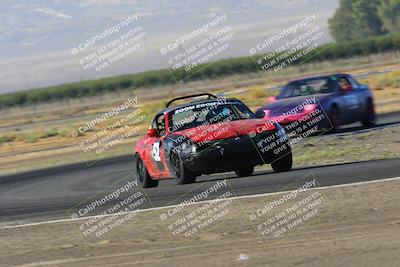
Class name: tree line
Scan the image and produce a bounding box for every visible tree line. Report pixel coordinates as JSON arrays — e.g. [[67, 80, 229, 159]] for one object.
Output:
[[329, 0, 400, 41]]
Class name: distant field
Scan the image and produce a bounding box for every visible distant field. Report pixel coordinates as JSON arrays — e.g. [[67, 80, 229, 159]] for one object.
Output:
[[1, 52, 399, 127], [1, 52, 400, 175]]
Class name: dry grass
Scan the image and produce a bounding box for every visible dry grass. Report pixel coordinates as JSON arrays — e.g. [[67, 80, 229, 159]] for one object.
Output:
[[362, 70, 400, 90]]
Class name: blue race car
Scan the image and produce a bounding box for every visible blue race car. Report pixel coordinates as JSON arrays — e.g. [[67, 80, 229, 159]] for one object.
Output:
[[255, 74, 376, 132]]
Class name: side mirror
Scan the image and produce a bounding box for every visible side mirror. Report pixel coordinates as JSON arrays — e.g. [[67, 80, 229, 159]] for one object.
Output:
[[268, 96, 277, 103], [146, 128, 158, 138], [255, 110, 266, 119]]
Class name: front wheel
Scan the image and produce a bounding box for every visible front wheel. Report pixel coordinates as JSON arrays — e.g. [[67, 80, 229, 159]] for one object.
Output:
[[170, 153, 196, 185], [271, 150, 293, 173], [235, 167, 254, 177], [135, 155, 159, 188]]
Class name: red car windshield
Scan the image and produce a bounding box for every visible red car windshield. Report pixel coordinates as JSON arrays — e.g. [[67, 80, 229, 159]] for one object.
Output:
[[169, 102, 255, 132]]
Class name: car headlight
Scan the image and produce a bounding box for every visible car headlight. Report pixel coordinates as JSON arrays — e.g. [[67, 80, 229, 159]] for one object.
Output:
[[303, 104, 318, 112], [181, 141, 197, 154]]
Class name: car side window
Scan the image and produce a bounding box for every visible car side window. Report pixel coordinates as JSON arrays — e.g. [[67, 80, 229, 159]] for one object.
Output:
[[338, 77, 353, 91], [234, 104, 253, 119], [280, 85, 294, 98], [291, 87, 301, 97], [152, 114, 166, 137], [346, 76, 360, 88]]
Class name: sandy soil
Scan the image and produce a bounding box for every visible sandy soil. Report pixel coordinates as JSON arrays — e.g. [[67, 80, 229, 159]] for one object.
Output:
[[1, 177, 400, 267]]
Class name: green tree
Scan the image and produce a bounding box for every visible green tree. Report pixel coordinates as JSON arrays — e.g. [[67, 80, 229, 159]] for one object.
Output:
[[329, 0, 356, 41], [378, 0, 400, 32], [329, 0, 386, 41], [352, 0, 385, 38]]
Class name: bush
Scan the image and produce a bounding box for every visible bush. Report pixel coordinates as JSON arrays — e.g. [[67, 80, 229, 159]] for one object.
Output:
[[25, 134, 38, 143], [40, 128, 59, 139], [0, 135, 15, 144]]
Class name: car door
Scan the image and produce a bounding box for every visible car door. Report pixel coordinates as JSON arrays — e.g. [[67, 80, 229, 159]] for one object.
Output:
[[347, 75, 370, 120], [148, 114, 169, 176], [338, 75, 361, 123]]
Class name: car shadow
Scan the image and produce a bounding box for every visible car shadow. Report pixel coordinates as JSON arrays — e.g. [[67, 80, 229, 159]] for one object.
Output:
[[326, 121, 400, 135], [197, 158, 397, 183]]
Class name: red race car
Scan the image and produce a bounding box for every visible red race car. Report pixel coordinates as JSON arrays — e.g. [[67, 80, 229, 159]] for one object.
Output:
[[135, 93, 292, 188]]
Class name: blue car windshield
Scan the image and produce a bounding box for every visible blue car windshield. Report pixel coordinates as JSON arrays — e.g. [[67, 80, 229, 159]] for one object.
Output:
[[278, 77, 336, 99]]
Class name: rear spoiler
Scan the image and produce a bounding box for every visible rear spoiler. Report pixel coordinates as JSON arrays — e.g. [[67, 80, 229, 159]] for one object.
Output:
[[166, 93, 217, 108]]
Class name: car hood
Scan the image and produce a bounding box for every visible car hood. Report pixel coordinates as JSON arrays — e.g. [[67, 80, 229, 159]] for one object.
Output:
[[172, 119, 275, 143], [258, 93, 331, 115]]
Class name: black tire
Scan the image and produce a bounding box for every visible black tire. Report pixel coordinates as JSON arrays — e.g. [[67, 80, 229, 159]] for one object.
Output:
[[170, 153, 196, 185], [328, 106, 341, 132], [135, 155, 159, 188], [235, 167, 254, 177], [271, 150, 293, 173], [361, 100, 376, 127]]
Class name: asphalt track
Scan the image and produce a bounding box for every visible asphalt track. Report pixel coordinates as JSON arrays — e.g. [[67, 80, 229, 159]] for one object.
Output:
[[1, 111, 400, 224]]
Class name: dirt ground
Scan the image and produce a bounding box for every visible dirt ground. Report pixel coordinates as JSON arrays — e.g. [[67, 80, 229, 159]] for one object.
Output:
[[1, 177, 400, 267]]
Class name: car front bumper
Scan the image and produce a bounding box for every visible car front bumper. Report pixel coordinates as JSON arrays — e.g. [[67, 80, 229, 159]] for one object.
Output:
[[182, 129, 291, 174]]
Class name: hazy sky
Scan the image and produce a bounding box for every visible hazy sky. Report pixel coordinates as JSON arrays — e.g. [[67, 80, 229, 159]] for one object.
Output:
[[0, 0, 339, 93]]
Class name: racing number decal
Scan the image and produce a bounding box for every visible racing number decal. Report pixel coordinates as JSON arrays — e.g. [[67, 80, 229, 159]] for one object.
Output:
[[152, 141, 161, 162], [344, 95, 359, 110], [152, 141, 165, 171]]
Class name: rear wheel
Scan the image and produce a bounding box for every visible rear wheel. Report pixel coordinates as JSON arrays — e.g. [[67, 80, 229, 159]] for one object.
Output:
[[235, 167, 254, 177], [362, 100, 376, 127], [328, 106, 341, 132], [271, 150, 293, 173], [170, 153, 196, 184], [135, 155, 159, 188]]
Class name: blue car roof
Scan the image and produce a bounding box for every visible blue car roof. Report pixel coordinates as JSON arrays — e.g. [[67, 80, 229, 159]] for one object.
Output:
[[289, 73, 349, 83]]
